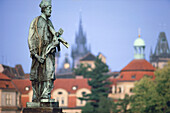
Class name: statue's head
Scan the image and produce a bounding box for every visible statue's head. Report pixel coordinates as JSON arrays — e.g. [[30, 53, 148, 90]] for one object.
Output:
[[39, 0, 52, 18]]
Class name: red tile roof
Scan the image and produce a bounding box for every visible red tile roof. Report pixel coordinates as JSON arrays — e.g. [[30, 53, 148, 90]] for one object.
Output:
[[53, 79, 91, 94], [121, 59, 155, 72], [0, 73, 16, 89], [12, 79, 32, 94], [0, 73, 11, 80], [118, 59, 155, 81], [0, 81, 16, 89], [12, 78, 90, 108], [12, 78, 91, 94], [109, 78, 117, 86]]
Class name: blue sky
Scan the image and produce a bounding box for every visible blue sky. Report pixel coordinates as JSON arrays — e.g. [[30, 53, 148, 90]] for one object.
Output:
[[0, 0, 170, 73]]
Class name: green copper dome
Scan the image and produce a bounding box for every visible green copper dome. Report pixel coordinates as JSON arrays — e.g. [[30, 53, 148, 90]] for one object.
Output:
[[134, 38, 145, 47]]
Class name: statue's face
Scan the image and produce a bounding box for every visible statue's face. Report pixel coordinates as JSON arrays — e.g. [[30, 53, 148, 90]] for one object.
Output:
[[44, 6, 52, 18]]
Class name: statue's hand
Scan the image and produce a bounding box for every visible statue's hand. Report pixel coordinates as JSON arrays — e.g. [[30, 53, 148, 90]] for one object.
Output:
[[51, 48, 56, 53], [58, 28, 64, 35], [35, 54, 44, 63], [53, 35, 59, 46], [38, 57, 45, 63]]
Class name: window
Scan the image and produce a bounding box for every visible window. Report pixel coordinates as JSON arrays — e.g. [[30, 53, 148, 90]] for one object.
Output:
[[121, 75, 123, 78], [131, 75, 136, 79], [61, 97, 64, 104], [109, 87, 112, 93], [6, 94, 12, 105], [88, 64, 92, 67], [80, 100, 83, 104], [58, 92, 63, 95], [118, 87, 121, 93], [82, 92, 86, 95], [56, 97, 59, 102], [115, 86, 117, 94], [25, 86, 30, 91], [130, 88, 133, 92], [6, 85, 9, 88], [162, 38, 166, 42], [72, 86, 77, 90]]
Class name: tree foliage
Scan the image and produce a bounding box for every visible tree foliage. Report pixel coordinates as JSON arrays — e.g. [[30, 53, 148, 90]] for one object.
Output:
[[130, 76, 158, 113], [78, 56, 112, 113], [117, 94, 132, 113], [131, 62, 170, 113], [74, 63, 91, 78], [97, 96, 113, 113], [154, 62, 170, 112]]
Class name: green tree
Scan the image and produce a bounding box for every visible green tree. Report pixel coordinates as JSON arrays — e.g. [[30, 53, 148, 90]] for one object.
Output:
[[130, 76, 158, 113], [131, 62, 170, 113], [154, 62, 170, 112], [82, 102, 95, 113], [111, 101, 121, 113], [117, 94, 132, 113], [97, 96, 113, 113], [74, 63, 91, 78], [79, 56, 112, 113]]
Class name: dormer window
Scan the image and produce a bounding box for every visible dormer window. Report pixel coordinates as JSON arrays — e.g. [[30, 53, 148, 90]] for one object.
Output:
[[25, 86, 30, 91], [130, 88, 133, 92], [6, 84, 9, 88], [132, 75, 136, 79], [58, 92, 63, 95], [82, 92, 86, 95], [72, 86, 77, 90]]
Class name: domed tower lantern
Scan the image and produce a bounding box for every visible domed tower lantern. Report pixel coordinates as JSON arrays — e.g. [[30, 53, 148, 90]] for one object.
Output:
[[134, 29, 145, 59]]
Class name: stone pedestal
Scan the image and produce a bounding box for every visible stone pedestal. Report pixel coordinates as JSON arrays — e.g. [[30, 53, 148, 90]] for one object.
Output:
[[23, 101, 63, 113]]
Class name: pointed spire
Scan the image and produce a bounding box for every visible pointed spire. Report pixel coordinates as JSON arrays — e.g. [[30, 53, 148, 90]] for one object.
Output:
[[89, 44, 91, 52], [64, 53, 69, 63], [154, 32, 170, 55], [79, 9, 82, 24], [78, 10, 83, 35], [150, 46, 153, 56], [76, 10, 86, 45], [71, 11, 90, 68]]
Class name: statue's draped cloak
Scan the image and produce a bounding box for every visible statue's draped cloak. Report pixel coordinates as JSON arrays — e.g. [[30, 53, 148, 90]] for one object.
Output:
[[28, 16, 56, 81]]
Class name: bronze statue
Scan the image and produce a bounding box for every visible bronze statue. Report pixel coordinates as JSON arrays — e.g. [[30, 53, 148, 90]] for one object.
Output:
[[28, 0, 69, 102]]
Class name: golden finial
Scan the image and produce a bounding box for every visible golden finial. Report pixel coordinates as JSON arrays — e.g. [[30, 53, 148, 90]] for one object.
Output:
[[138, 28, 141, 38]]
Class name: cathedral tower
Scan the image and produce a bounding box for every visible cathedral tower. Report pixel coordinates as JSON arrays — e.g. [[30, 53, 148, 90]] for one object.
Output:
[[150, 32, 170, 68], [71, 15, 90, 68]]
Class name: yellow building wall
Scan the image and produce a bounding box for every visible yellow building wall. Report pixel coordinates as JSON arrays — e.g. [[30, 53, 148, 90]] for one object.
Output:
[[51, 88, 68, 107], [109, 82, 135, 99], [63, 109, 82, 113], [98, 53, 106, 64], [76, 88, 91, 107], [79, 61, 95, 70], [28, 90, 33, 102]]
